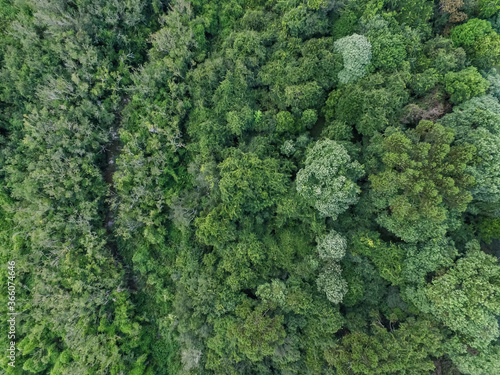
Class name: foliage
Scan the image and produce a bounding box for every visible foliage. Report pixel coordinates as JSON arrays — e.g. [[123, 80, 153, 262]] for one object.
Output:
[[368, 31, 407, 73], [439, 95, 500, 209], [334, 33, 372, 84], [409, 68, 441, 97], [1, 1, 500, 373], [326, 71, 409, 137], [479, 0, 500, 18], [444, 66, 489, 104], [421, 242, 500, 350], [218, 149, 288, 218], [316, 262, 348, 304], [296, 139, 364, 219], [352, 232, 405, 286], [327, 318, 443, 375], [402, 237, 459, 285], [369, 120, 476, 242], [317, 230, 347, 261], [451, 18, 500, 68], [440, 0, 467, 24]]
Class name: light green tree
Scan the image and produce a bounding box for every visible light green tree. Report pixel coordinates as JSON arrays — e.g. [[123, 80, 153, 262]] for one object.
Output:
[[444, 67, 489, 104], [334, 33, 372, 84], [369, 120, 476, 242], [417, 242, 500, 350], [327, 318, 443, 375], [439, 95, 500, 211], [296, 139, 364, 219]]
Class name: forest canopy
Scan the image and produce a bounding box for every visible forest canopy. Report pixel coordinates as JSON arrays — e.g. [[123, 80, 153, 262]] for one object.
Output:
[[1, 0, 500, 374]]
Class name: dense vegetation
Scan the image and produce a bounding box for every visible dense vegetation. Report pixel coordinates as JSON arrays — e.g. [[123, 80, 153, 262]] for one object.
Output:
[[1, 0, 500, 374]]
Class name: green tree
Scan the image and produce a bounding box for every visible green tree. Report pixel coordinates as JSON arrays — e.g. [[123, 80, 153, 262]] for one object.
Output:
[[218, 149, 288, 219], [352, 231, 405, 286], [369, 120, 476, 242], [439, 95, 500, 210], [369, 31, 407, 73], [334, 33, 373, 84], [2, 0, 500, 373], [479, 0, 500, 18], [448, 338, 500, 375], [451, 18, 500, 68], [402, 237, 459, 285], [296, 139, 364, 219], [385, 0, 434, 31], [326, 71, 409, 137], [444, 66, 489, 104], [419, 242, 500, 350], [327, 318, 443, 375], [421, 36, 466, 75]]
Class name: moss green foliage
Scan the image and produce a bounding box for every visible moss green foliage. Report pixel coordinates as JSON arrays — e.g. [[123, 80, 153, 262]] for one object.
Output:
[[479, 0, 500, 18], [327, 318, 443, 375], [451, 18, 500, 68], [444, 67, 490, 104], [1, 0, 500, 374], [439, 95, 500, 212], [325, 71, 409, 137], [423, 244, 500, 350], [369, 120, 476, 242]]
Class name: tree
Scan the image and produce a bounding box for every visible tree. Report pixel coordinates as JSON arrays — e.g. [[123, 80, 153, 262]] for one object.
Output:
[[451, 18, 500, 69], [316, 262, 348, 304], [479, 0, 500, 18], [2, 0, 500, 373], [325, 71, 409, 137], [419, 242, 500, 351], [218, 149, 288, 218], [327, 318, 443, 375], [421, 36, 466, 75], [352, 231, 405, 286], [485, 68, 500, 98], [296, 139, 364, 219], [230, 300, 286, 363], [280, 1, 330, 38], [317, 230, 347, 261], [0, 0, 163, 372], [438, 95, 500, 210], [369, 120, 476, 242], [385, 0, 434, 31], [451, 18, 493, 47], [440, 0, 467, 24], [315, 230, 348, 304], [448, 338, 500, 375], [368, 31, 407, 73], [444, 66, 489, 104], [408, 68, 441, 97], [402, 237, 458, 285], [334, 34, 372, 84]]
